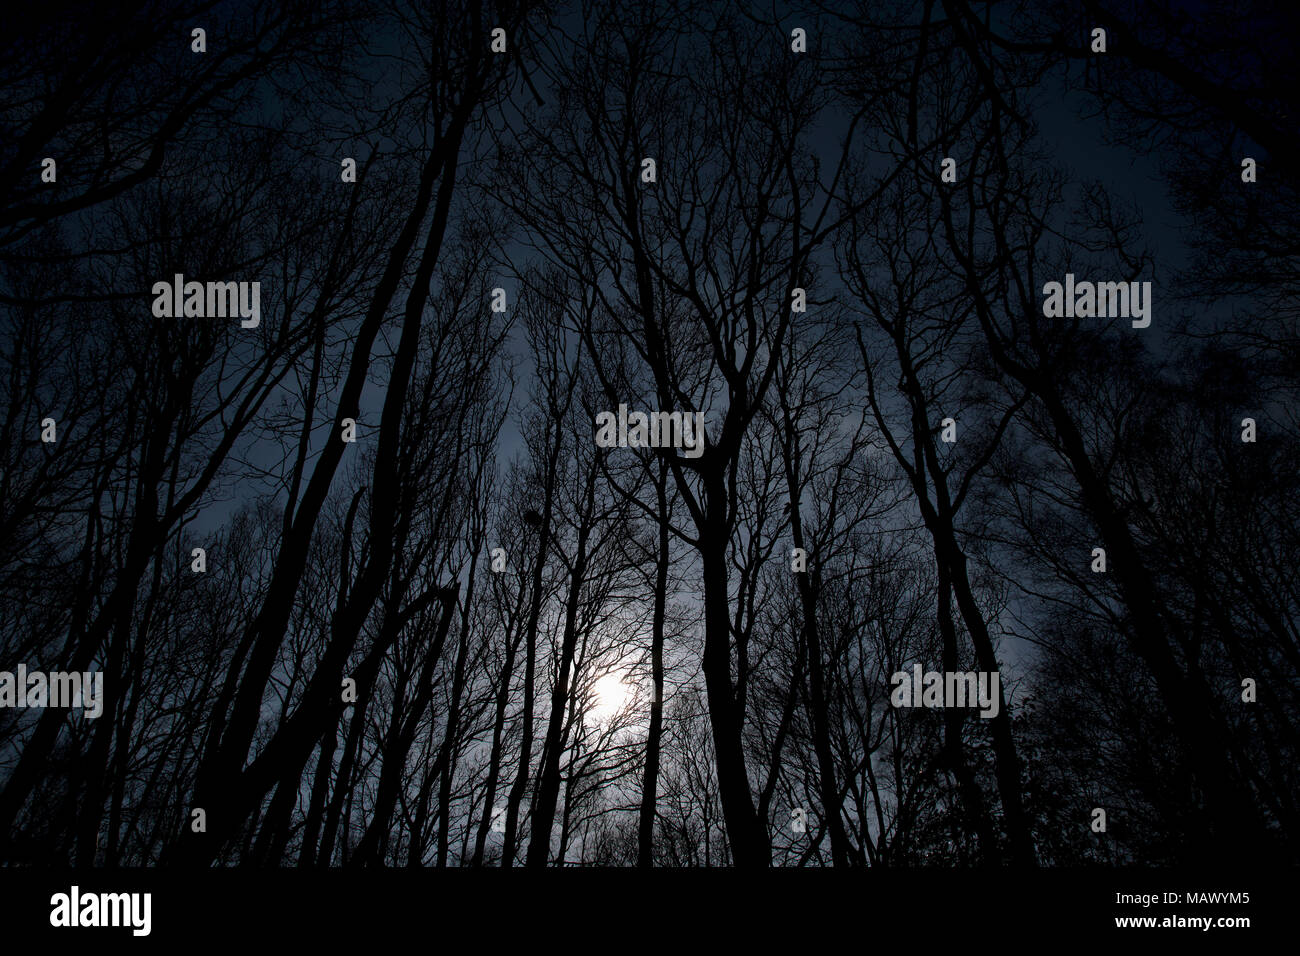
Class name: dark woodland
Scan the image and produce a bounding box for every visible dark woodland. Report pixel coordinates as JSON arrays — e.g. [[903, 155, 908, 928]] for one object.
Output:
[[1, 0, 1297, 870]]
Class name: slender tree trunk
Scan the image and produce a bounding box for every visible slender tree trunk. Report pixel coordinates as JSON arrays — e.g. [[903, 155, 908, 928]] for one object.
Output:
[[527, 466, 599, 866], [353, 591, 458, 864], [502, 416, 565, 865], [781, 439, 851, 866], [298, 726, 339, 867], [699, 467, 768, 867], [637, 461, 670, 867], [435, 580, 475, 867], [471, 614, 524, 866], [936, 557, 998, 862]]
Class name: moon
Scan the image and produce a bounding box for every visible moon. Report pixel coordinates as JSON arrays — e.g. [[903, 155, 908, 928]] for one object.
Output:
[[589, 672, 634, 724]]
